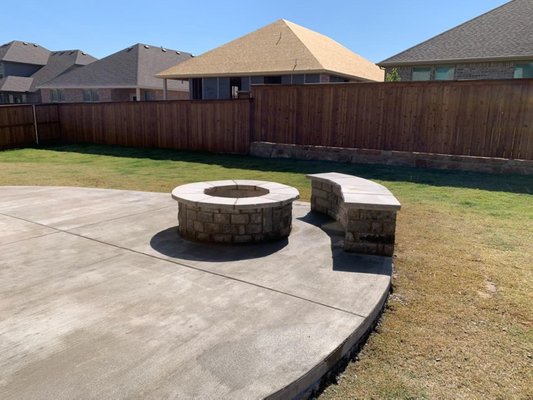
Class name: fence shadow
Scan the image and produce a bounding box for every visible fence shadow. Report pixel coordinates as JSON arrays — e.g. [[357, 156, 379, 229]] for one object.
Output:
[[45, 144, 533, 195]]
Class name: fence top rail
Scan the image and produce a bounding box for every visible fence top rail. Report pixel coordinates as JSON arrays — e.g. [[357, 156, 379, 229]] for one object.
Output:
[[251, 78, 533, 90], [38, 98, 253, 107]]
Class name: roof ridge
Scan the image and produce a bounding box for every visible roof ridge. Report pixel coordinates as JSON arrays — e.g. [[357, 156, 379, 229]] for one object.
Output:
[[379, 0, 518, 65], [282, 20, 326, 71]]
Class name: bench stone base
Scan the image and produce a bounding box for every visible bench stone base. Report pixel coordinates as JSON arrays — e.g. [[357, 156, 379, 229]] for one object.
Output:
[[310, 178, 398, 257], [177, 202, 292, 244]]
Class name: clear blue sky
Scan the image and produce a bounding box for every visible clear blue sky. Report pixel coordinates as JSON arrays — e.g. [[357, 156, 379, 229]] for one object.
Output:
[[1, 0, 509, 63]]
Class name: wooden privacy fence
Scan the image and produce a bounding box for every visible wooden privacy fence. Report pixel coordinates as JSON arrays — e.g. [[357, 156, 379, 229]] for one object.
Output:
[[57, 100, 251, 154], [253, 79, 533, 160], [1, 79, 532, 159], [0, 104, 60, 149]]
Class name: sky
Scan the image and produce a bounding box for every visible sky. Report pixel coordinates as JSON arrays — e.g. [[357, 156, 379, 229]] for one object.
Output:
[[1, 0, 510, 63]]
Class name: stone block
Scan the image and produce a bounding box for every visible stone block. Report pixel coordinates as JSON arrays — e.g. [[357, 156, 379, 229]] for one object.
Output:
[[263, 208, 273, 232], [234, 235, 253, 243], [196, 232, 210, 241], [313, 188, 329, 200], [249, 213, 262, 224], [214, 213, 230, 224], [212, 234, 232, 243], [246, 224, 263, 234], [198, 211, 213, 223], [252, 234, 265, 242], [186, 219, 195, 233], [371, 222, 382, 234], [231, 214, 249, 224], [205, 223, 220, 234], [315, 197, 330, 209], [193, 221, 204, 233]]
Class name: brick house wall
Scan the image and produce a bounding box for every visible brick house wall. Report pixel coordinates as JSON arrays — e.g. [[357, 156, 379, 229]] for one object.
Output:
[[40, 88, 188, 103], [385, 61, 523, 81]]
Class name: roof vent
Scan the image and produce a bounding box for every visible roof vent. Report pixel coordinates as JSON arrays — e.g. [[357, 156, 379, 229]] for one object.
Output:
[[33, 44, 38, 47], [161, 47, 167, 52], [176, 51, 181, 55], [144, 45, 150, 49], [126, 47, 133, 52], [82, 51, 86, 55], [23, 42, 28, 45]]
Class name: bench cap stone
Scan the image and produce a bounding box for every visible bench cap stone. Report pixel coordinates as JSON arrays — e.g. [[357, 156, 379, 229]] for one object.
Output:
[[307, 172, 401, 211]]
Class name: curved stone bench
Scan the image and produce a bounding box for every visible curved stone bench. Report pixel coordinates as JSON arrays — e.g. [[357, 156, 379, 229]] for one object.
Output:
[[172, 180, 299, 244], [307, 172, 401, 256]]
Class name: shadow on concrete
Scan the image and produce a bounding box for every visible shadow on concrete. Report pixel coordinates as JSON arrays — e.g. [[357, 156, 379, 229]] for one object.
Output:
[[297, 212, 392, 277], [150, 226, 288, 262]]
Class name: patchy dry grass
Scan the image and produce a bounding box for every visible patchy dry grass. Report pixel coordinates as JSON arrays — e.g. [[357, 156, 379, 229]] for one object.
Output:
[[1, 144, 532, 399]]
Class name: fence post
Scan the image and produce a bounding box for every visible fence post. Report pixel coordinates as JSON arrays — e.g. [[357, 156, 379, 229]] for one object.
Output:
[[32, 104, 39, 145]]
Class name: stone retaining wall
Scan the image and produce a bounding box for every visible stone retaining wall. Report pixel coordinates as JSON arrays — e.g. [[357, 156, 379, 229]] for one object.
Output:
[[251, 142, 533, 175]]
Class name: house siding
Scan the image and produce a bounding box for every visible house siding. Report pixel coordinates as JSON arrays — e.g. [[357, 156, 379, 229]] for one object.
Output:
[[191, 73, 360, 99], [385, 61, 524, 81]]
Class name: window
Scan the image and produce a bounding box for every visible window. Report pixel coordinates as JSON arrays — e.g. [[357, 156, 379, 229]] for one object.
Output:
[[411, 67, 431, 81], [143, 91, 154, 101], [435, 66, 455, 80], [0, 62, 4, 79], [514, 63, 533, 79], [50, 89, 64, 102], [264, 76, 282, 84], [83, 89, 99, 102], [191, 78, 203, 100]]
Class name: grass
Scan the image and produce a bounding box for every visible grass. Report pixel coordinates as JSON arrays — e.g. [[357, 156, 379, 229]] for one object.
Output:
[[1, 144, 532, 399]]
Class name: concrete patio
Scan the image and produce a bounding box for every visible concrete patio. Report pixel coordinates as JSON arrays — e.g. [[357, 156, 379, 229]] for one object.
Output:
[[0, 186, 392, 400]]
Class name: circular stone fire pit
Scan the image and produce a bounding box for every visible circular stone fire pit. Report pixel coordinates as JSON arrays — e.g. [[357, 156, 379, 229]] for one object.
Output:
[[171, 180, 300, 244]]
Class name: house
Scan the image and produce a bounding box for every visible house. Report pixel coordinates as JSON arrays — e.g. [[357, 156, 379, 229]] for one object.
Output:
[[0, 41, 95, 104], [379, 0, 533, 81], [39, 44, 192, 103], [157, 19, 383, 100]]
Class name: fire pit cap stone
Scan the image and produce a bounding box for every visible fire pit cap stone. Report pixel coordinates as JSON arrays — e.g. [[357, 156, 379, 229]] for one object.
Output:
[[172, 180, 299, 209]]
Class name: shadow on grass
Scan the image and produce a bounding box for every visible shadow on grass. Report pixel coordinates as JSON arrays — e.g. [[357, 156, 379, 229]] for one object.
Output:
[[46, 144, 532, 195]]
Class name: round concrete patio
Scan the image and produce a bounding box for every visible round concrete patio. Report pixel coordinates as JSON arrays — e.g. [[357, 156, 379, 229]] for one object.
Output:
[[0, 186, 392, 400]]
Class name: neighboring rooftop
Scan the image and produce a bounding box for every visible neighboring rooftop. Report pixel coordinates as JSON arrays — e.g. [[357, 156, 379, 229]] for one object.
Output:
[[39, 44, 192, 90], [379, 0, 533, 66], [0, 76, 34, 92], [29, 50, 97, 91], [158, 19, 384, 82], [0, 40, 50, 66]]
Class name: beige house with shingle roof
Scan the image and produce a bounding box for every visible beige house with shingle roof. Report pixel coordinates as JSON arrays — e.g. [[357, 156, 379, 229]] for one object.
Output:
[[157, 19, 383, 100]]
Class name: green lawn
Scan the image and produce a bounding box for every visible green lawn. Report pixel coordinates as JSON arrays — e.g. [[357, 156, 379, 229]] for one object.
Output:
[[1, 144, 532, 399]]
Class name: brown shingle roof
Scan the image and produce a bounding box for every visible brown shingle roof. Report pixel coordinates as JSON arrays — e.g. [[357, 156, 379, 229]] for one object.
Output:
[[0, 41, 50, 66], [0, 76, 33, 92], [157, 19, 383, 82], [39, 44, 191, 90], [379, 0, 533, 66]]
